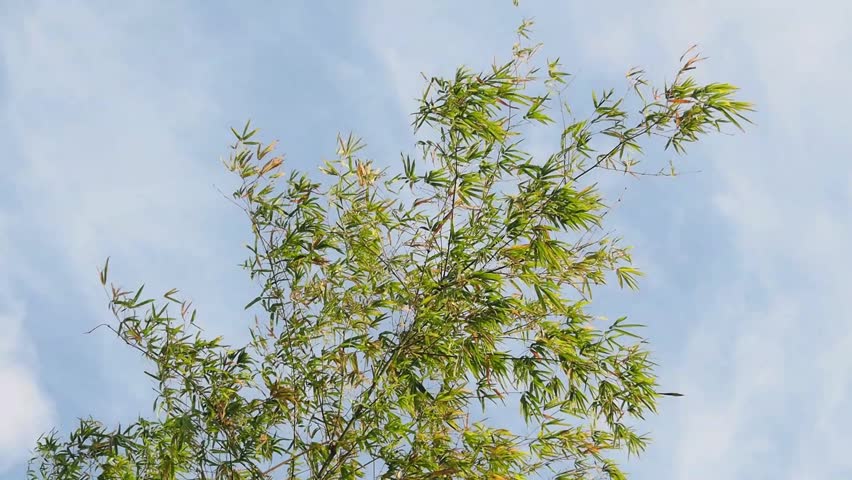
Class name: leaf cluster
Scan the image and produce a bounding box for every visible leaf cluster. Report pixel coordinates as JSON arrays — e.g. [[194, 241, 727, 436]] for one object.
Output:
[[29, 20, 750, 480]]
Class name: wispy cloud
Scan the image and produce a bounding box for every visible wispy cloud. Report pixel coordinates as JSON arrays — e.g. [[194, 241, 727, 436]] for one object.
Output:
[[357, 1, 518, 118], [0, 303, 54, 471], [0, 214, 53, 471]]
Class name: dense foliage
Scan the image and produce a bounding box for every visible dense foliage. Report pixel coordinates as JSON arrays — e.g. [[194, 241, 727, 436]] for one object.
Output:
[[28, 18, 750, 480]]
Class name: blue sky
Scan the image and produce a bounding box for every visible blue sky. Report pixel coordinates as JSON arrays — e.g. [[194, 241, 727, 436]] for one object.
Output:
[[1, 1, 850, 478]]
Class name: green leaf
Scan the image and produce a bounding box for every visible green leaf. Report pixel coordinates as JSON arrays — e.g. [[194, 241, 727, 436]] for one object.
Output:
[[244, 296, 263, 310]]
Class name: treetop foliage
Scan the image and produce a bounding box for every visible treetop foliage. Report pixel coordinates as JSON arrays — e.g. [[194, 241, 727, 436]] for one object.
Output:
[[29, 14, 751, 480]]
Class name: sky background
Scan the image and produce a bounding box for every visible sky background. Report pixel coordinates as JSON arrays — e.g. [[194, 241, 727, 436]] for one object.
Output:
[[1, 1, 850, 478]]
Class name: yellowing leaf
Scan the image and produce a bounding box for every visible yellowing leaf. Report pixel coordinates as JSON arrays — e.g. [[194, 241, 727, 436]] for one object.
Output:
[[259, 156, 283, 176], [258, 140, 278, 160]]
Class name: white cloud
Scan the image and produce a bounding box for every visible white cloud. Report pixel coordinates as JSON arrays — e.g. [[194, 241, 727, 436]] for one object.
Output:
[[0, 361, 53, 472], [0, 218, 54, 471], [707, 139, 852, 478], [666, 291, 801, 478]]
